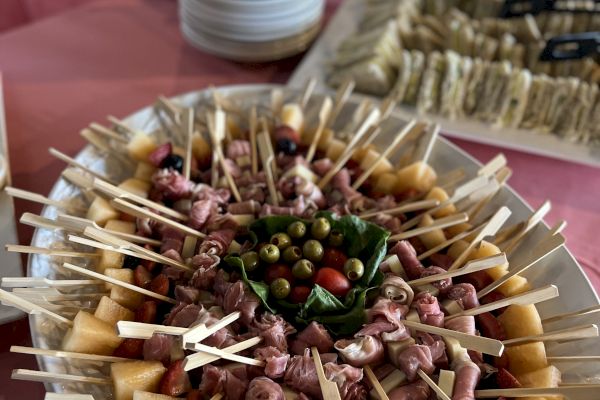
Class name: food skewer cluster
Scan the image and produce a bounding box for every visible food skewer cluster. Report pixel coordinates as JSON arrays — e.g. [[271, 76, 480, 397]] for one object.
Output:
[[2, 82, 599, 400]]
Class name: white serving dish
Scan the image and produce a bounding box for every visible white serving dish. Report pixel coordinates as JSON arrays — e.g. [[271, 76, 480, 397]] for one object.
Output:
[[26, 85, 600, 398], [288, 0, 600, 168]]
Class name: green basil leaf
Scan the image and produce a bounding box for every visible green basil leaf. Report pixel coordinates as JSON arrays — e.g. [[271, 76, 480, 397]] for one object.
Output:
[[299, 284, 345, 318]]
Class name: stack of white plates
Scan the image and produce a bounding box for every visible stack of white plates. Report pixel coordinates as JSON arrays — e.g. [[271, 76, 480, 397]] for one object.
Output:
[[179, 0, 325, 62]]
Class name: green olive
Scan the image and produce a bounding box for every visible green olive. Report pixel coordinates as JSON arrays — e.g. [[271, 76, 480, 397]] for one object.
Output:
[[287, 221, 307, 239], [311, 217, 331, 240], [292, 259, 315, 280], [270, 232, 292, 250], [328, 230, 344, 247], [241, 251, 259, 272], [283, 246, 303, 264], [259, 244, 280, 264], [302, 239, 324, 263], [270, 278, 291, 299], [343, 258, 364, 281]]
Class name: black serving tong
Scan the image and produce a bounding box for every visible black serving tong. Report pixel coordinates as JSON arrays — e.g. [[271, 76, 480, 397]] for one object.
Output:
[[539, 31, 600, 61], [500, 0, 600, 18]]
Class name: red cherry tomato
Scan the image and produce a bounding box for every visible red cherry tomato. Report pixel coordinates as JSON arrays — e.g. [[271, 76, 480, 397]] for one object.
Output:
[[264, 263, 294, 285], [289, 286, 311, 304], [314, 267, 351, 297], [321, 248, 348, 271]]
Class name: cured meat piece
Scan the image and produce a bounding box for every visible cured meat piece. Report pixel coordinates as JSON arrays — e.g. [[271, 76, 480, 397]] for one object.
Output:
[[190, 253, 220, 290], [277, 176, 298, 199], [199, 229, 236, 257], [388, 241, 425, 280], [284, 351, 321, 398], [290, 321, 334, 355], [159, 359, 191, 397], [372, 214, 403, 234], [415, 332, 446, 363], [376, 195, 398, 211], [194, 306, 236, 349], [189, 199, 216, 230], [166, 303, 203, 327], [245, 377, 284, 400], [254, 346, 290, 379], [136, 216, 153, 237], [198, 364, 248, 400], [240, 183, 267, 203], [459, 269, 493, 290], [334, 335, 385, 367], [331, 168, 362, 203], [446, 283, 480, 310], [227, 200, 261, 215], [324, 362, 365, 399], [223, 281, 261, 326], [476, 312, 507, 341], [134, 265, 152, 289], [175, 285, 200, 304], [162, 249, 184, 265], [452, 359, 481, 400], [312, 158, 333, 176], [395, 344, 435, 381], [295, 178, 326, 208], [381, 275, 415, 305], [143, 333, 173, 365], [160, 226, 185, 254], [413, 292, 445, 328], [113, 338, 144, 359], [259, 197, 308, 218], [388, 380, 430, 400], [173, 198, 192, 215], [222, 158, 242, 179], [149, 274, 170, 297], [135, 301, 157, 324], [192, 183, 231, 204], [445, 315, 476, 336], [227, 140, 251, 160], [420, 266, 453, 293], [364, 298, 410, 342], [236, 172, 267, 187], [249, 313, 296, 352], [152, 169, 194, 201], [429, 253, 454, 271], [149, 143, 172, 167]]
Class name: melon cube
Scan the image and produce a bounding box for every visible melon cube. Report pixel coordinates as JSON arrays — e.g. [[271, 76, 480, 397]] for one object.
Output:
[[62, 311, 122, 355], [301, 126, 334, 150], [418, 214, 447, 249], [105, 268, 144, 309], [394, 161, 437, 195], [358, 148, 393, 178], [426, 187, 456, 218], [517, 365, 561, 388], [94, 296, 134, 326], [127, 132, 157, 162], [133, 391, 177, 400], [373, 172, 398, 195], [280, 103, 304, 134], [325, 139, 346, 162], [105, 220, 136, 234], [191, 135, 211, 168], [498, 304, 544, 339], [505, 342, 548, 375], [470, 240, 503, 259], [370, 369, 407, 399], [447, 240, 471, 261], [351, 144, 375, 162], [86, 196, 119, 226], [119, 178, 151, 199], [111, 361, 166, 400], [97, 249, 125, 273], [134, 162, 156, 182], [496, 274, 532, 297], [445, 222, 472, 238]]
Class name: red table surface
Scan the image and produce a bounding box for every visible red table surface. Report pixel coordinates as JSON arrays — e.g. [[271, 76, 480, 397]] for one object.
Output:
[[0, 0, 599, 398]]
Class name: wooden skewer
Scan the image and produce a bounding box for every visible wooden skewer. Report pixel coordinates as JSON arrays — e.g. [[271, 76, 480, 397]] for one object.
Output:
[[478, 153, 507, 179], [12, 290, 105, 302], [407, 253, 507, 287], [414, 123, 440, 164], [447, 206, 511, 271], [110, 198, 205, 239], [6, 244, 98, 258], [299, 77, 317, 110], [389, 213, 469, 241], [477, 234, 565, 299], [257, 130, 280, 206], [68, 235, 158, 264], [402, 320, 504, 356], [475, 385, 600, 398], [117, 321, 187, 339], [326, 78, 355, 129], [364, 365, 390, 400], [542, 305, 600, 324], [437, 168, 466, 192], [360, 199, 439, 219], [209, 394, 223, 400], [183, 337, 263, 371], [249, 106, 258, 175], [546, 220, 567, 238], [417, 369, 451, 400], [502, 324, 599, 346], [318, 108, 381, 189], [447, 285, 559, 320], [499, 200, 552, 254], [11, 369, 111, 385], [6, 187, 81, 213], [45, 393, 95, 400], [183, 108, 194, 180], [547, 356, 600, 362], [107, 115, 136, 136], [61, 262, 177, 304], [271, 88, 284, 116], [417, 220, 487, 261], [305, 96, 333, 163], [157, 96, 182, 124], [185, 342, 264, 367], [49, 147, 116, 184], [352, 120, 421, 190], [20, 212, 65, 230], [0, 289, 73, 326], [207, 109, 242, 202], [92, 178, 189, 221], [61, 168, 97, 201], [311, 347, 342, 400], [1, 277, 100, 288], [183, 311, 241, 344], [89, 122, 129, 143], [11, 346, 128, 363], [465, 167, 511, 222]]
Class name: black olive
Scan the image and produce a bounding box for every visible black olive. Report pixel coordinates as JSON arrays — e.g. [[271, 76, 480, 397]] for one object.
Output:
[[123, 255, 140, 269], [277, 138, 297, 155], [161, 154, 184, 173]]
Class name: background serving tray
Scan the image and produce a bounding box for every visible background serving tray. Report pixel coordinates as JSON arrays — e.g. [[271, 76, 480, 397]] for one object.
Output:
[[288, 0, 600, 168]]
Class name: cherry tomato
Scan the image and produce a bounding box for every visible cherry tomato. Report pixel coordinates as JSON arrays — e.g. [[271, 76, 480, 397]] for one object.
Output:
[[314, 267, 351, 297], [321, 248, 348, 271], [264, 263, 294, 285], [289, 286, 311, 304]]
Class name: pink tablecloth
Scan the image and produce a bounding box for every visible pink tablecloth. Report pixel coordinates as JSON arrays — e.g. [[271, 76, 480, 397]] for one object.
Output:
[[0, 0, 599, 398]]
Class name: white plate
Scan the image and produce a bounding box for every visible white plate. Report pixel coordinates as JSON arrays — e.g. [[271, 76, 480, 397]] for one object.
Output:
[[27, 85, 600, 397], [288, 0, 600, 168]]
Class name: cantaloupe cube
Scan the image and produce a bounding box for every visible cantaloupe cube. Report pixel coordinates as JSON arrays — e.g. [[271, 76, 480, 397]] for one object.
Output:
[[505, 342, 548, 375], [447, 240, 471, 261], [418, 214, 446, 249], [325, 139, 346, 162], [191, 135, 211, 167], [359, 148, 393, 178], [119, 178, 151, 199], [373, 172, 397, 195], [498, 304, 544, 338], [496, 274, 532, 297], [468, 240, 508, 279], [94, 296, 134, 326], [300, 127, 334, 150], [394, 161, 437, 195], [105, 220, 136, 234], [62, 311, 122, 355], [86, 196, 119, 226], [226, 115, 242, 139], [111, 361, 166, 400], [97, 249, 125, 273], [351, 144, 375, 162], [127, 132, 157, 162], [105, 268, 144, 309], [281, 103, 304, 134], [517, 365, 561, 388], [133, 391, 177, 400], [445, 222, 472, 238], [426, 187, 456, 218], [134, 162, 156, 182]]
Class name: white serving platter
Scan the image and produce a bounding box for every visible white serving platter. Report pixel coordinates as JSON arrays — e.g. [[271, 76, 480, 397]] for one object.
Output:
[[24, 84, 600, 397], [288, 0, 600, 168]]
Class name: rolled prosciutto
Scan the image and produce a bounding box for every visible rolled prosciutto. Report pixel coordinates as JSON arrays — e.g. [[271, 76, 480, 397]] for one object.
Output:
[[381, 274, 414, 305], [334, 335, 385, 367]]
